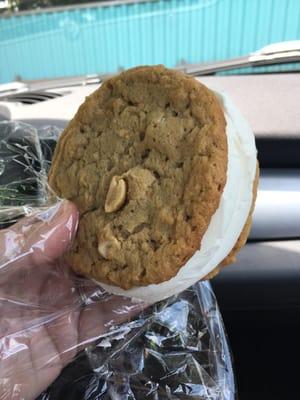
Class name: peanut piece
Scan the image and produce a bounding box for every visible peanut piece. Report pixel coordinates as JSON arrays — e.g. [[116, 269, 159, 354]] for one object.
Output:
[[98, 224, 121, 260], [98, 236, 121, 260], [159, 207, 174, 225], [104, 176, 127, 213]]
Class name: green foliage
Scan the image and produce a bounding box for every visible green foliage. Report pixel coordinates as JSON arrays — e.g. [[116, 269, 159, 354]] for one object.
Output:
[[17, 0, 108, 11]]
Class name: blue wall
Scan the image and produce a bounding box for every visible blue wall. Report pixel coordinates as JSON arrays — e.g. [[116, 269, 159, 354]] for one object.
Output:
[[0, 0, 300, 83]]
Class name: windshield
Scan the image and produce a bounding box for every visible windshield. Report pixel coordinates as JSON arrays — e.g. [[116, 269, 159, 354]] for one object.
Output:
[[0, 0, 300, 84]]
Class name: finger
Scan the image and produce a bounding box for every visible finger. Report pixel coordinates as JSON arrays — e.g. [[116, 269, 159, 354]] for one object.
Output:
[[23, 200, 78, 264], [0, 200, 78, 272], [0, 323, 67, 400], [33, 200, 78, 262]]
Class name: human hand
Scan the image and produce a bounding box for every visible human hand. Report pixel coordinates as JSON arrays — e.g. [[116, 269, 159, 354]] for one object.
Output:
[[0, 201, 142, 400]]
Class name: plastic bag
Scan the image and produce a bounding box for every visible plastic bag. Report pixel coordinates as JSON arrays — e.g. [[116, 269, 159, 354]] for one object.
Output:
[[0, 121, 235, 400]]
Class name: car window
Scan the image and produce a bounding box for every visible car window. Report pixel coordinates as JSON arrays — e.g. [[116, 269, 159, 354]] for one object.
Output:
[[0, 0, 300, 84]]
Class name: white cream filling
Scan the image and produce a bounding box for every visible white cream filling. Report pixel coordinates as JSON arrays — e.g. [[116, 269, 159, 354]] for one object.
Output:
[[101, 91, 257, 303]]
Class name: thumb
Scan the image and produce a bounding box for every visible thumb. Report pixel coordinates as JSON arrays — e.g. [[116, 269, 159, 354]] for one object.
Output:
[[0, 200, 78, 271]]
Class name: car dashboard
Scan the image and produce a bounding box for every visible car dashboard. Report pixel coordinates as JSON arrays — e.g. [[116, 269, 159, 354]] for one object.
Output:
[[1, 72, 299, 399]]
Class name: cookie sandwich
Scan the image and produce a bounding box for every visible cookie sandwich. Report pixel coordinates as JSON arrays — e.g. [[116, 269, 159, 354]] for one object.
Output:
[[49, 66, 258, 302]]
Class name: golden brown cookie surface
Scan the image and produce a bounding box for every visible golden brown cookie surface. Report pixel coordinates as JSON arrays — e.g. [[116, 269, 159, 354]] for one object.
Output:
[[49, 66, 227, 289]]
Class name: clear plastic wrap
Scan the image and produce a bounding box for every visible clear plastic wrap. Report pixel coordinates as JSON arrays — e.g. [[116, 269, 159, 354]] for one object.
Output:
[[0, 121, 236, 400]]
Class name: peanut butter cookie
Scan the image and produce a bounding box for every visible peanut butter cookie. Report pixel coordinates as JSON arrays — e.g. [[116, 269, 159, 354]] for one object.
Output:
[[49, 65, 227, 289]]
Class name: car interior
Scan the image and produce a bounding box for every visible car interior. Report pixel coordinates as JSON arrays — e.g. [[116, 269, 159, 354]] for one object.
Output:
[[1, 1, 300, 399], [1, 70, 299, 400]]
